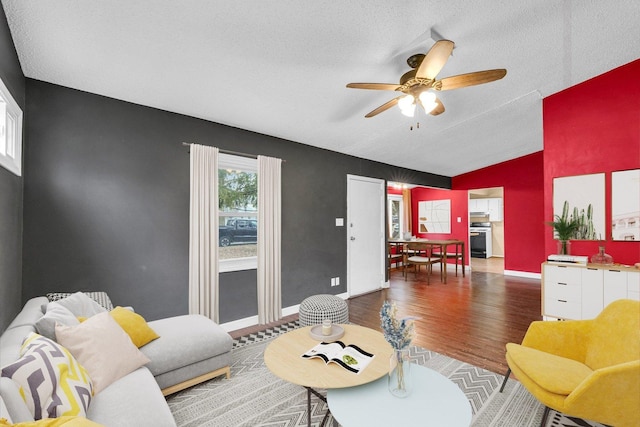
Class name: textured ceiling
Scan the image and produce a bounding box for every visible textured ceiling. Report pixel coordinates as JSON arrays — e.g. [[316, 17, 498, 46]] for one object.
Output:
[[3, 1, 640, 177]]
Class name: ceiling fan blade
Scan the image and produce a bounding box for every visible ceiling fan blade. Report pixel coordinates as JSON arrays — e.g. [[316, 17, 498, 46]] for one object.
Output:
[[430, 97, 445, 116], [437, 69, 507, 91], [416, 40, 455, 80], [365, 96, 402, 118], [346, 83, 401, 91]]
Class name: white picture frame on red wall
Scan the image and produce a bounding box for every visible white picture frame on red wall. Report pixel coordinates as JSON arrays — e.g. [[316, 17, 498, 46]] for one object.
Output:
[[552, 173, 605, 241], [417, 199, 451, 233], [611, 169, 640, 241]]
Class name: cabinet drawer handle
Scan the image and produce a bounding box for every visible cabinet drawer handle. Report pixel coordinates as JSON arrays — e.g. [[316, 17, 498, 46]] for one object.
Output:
[[558, 282, 567, 286], [558, 299, 567, 303]]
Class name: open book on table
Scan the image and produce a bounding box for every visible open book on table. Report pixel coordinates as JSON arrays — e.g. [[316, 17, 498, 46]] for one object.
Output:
[[301, 341, 374, 374]]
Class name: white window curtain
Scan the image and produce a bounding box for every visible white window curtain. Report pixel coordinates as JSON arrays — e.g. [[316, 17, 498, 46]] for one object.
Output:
[[257, 155, 282, 324], [189, 144, 220, 322]]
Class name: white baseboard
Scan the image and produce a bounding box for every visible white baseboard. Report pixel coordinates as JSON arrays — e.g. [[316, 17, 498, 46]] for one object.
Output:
[[220, 292, 349, 332], [503, 270, 541, 280], [220, 316, 259, 332]]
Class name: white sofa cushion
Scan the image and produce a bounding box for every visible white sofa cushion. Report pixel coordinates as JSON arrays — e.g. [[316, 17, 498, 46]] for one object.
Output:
[[87, 367, 176, 427], [0, 377, 33, 423]]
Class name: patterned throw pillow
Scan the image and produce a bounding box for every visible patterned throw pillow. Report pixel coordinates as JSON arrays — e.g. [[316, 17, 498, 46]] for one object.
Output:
[[46, 293, 114, 311], [0, 417, 105, 426], [0, 333, 93, 420]]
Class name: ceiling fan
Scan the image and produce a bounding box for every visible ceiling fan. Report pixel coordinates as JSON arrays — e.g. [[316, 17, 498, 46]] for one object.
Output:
[[346, 40, 507, 119]]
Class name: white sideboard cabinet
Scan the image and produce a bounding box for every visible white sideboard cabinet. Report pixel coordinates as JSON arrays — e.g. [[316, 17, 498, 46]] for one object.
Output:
[[542, 262, 640, 320]]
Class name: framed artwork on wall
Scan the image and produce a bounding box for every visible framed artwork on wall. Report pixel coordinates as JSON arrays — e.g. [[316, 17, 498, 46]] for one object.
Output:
[[611, 168, 640, 241], [552, 173, 605, 240], [417, 199, 450, 233]]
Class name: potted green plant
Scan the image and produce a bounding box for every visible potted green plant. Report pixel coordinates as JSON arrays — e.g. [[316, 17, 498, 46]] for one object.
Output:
[[548, 201, 579, 254]]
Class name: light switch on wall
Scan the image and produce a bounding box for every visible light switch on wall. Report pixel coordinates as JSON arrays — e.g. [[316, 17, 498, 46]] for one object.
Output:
[[335, 218, 344, 226], [457, 217, 462, 223]]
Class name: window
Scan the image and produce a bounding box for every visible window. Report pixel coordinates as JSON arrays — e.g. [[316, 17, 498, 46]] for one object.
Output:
[[218, 153, 257, 272], [0, 77, 22, 176], [388, 194, 403, 239]]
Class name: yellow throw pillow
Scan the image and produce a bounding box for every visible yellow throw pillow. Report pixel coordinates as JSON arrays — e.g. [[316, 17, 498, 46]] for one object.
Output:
[[0, 416, 104, 426], [108, 306, 160, 348]]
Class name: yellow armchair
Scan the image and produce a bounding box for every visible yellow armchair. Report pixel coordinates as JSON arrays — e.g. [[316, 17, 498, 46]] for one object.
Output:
[[501, 299, 640, 427]]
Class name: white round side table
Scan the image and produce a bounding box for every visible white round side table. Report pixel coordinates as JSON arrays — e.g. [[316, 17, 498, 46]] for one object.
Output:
[[327, 363, 471, 426]]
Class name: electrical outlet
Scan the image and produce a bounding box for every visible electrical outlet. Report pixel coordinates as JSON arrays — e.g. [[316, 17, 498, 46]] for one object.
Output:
[[331, 277, 336, 286], [336, 277, 340, 286]]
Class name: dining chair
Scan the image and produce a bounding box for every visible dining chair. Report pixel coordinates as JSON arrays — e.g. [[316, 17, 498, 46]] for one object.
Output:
[[403, 242, 442, 284], [387, 243, 403, 275], [432, 240, 465, 277]]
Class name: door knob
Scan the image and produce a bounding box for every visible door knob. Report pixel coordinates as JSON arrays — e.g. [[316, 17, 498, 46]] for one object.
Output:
[[350, 236, 356, 241]]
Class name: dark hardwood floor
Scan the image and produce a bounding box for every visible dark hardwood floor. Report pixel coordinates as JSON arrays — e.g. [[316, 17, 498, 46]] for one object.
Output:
[[231, 261, 542, 375]]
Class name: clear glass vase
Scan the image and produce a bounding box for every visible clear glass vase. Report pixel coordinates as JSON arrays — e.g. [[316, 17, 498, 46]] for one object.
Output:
[[388, 348, 412, 398], [591, 245, 613, 265], [557, 240, 571, 255]]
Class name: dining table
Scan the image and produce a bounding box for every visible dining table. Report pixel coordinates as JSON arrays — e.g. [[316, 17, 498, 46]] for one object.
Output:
[[388, 238, 465, 283]]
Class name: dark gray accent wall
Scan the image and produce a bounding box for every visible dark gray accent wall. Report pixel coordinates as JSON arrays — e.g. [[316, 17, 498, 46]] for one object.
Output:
[[0, 6, 25, 331], [22, 80, 450, 322]]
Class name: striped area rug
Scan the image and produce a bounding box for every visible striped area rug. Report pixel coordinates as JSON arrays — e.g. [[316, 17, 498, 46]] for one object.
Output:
[[167, 322, 604, 427]]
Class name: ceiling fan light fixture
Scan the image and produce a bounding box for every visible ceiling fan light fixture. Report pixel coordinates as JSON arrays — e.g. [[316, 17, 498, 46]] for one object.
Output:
[[418, 91, 438, 113], [398, 94, 416, 117], [398, 94, 414, 109], [419, 91, 436, 104], [400, 103, 416, 117]]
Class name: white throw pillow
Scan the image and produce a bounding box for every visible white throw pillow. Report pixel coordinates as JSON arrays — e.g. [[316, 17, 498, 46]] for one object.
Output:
[[55, 312, 151, 394], [35, 302, 80, 341], [54, 292, 107, 318]]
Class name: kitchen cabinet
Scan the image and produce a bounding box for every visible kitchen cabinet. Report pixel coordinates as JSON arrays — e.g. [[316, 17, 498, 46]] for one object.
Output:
[[542, 263, 639, 320], [469, 199, 489, 213], [487, 198, 503, 222], [469, 198, 502, 221]]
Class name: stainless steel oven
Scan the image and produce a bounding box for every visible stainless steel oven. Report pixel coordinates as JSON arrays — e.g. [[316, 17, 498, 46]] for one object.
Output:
[[470, 222, 492, 258]]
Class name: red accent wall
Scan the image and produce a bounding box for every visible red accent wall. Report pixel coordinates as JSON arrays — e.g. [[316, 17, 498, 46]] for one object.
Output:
[[410, 187, 468, 243], [543, 59, 640, 265], [453, 152, 545, 273]]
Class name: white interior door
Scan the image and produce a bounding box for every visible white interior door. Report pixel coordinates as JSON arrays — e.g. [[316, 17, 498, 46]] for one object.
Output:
[[347, 175, 385, 296]]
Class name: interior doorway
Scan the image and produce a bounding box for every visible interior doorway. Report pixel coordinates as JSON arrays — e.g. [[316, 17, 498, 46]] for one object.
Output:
[[347, 175, 385, 296], [469, 187, 505, 274]]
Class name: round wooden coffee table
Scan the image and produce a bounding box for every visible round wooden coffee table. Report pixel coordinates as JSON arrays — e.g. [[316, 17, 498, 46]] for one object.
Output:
[[264, 324, 393, 426]]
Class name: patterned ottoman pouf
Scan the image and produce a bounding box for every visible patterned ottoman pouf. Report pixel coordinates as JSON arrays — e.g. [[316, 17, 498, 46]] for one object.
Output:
[[298, 294, 349, 327]]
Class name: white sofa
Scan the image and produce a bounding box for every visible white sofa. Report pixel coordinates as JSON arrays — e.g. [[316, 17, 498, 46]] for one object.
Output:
[[0, 295, 233, 426]]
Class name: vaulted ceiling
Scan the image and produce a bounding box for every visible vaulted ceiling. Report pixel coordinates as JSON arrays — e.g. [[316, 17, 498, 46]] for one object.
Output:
[[3, 1, 639, 176]]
